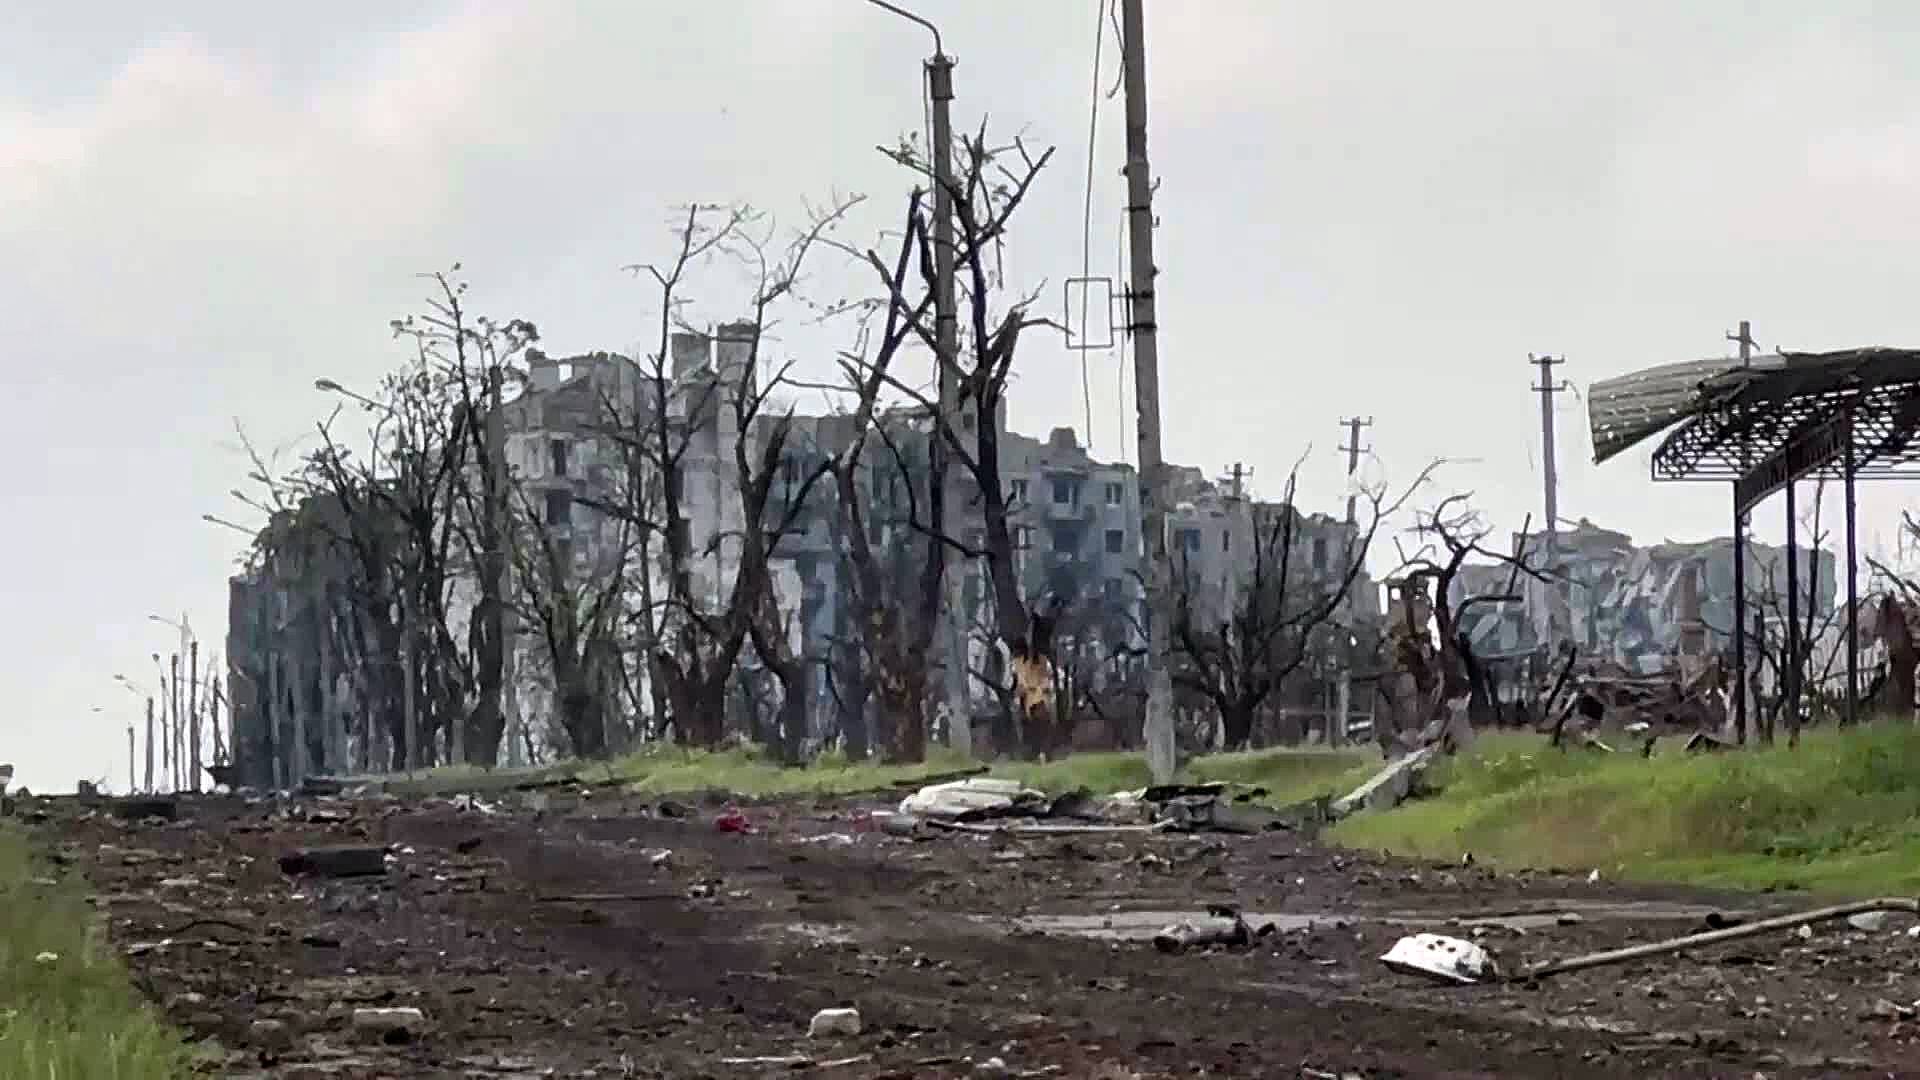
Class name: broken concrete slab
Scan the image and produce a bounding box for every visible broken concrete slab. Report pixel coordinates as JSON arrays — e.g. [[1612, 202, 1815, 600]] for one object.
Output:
[[1332, 744, 1441, 818]]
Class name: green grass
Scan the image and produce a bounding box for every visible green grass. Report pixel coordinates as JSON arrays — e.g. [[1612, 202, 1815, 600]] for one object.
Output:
[[1332, 726, 1920, 896], [377, 743, 1376, 808], [0, 827, 189, 1079]]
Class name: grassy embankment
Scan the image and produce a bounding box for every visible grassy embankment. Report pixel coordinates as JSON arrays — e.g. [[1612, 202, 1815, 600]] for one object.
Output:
[[379, 743, 1378, 810], [0, 826, 188, 1078], [1332, 725, 1920, 897]]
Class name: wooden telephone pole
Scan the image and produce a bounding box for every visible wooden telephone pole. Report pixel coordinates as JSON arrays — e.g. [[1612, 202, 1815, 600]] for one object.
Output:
[[1120, 0, 1175, 782]]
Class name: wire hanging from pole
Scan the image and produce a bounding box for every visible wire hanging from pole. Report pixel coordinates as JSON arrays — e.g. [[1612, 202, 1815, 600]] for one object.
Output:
[[1077, 0, 1108, 455]]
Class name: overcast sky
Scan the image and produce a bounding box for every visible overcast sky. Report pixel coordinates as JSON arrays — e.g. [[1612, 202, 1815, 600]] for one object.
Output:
[[8, 1, 1920, 791]]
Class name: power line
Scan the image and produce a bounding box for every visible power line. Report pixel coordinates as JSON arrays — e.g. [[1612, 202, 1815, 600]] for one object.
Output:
[[1076, 0, 1108, 454]]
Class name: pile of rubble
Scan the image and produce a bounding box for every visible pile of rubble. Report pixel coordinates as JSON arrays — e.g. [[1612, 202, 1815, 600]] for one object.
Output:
[[889, 776, 1309, 836]]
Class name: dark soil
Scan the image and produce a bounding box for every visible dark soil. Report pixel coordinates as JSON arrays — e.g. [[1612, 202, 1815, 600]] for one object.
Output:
[[31, 788, 1920, 1078]]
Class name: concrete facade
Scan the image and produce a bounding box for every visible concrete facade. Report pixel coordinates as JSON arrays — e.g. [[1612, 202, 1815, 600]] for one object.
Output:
[[1451, 517, 1839, 673]]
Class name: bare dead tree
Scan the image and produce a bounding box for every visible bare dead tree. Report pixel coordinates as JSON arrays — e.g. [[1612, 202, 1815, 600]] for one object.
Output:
[[596, 201, 849, 750], [798, 189, 951, 761], [504, 444, 636, 759], [388, 267, 538, 766], [590, 204, 746, 747], [1170, 460, 1429, 750], [837, 121, 1060, 753], [1384, 493, 1553, 753]]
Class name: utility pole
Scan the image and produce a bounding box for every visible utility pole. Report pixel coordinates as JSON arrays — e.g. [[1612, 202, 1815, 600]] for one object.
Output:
[[1530, 355, 1570, 651], [927, 47, 971, 757], [865, 1, 968, 756], [188, 640, 200, 792], [1334, 416, 1372, 747], [126, 724, 135, 796], [1225, 462, 1248, 501], [1120, 0, 1175, 783], [143, 697, 155, 793], [169, 653, 183, 792], [1340, 417, 1371, 526], [1728, 320, 1755, 742]]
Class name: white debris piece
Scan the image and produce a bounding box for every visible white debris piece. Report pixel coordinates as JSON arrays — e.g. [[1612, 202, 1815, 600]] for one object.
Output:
[[808, 1006, 863, 1038], [1380, 933, 1497, 984], [352, 1006, 429, 1041], [898, 778, 1044, 821], [447, 793, 499, 814], [1848, 910, 1891, 932]]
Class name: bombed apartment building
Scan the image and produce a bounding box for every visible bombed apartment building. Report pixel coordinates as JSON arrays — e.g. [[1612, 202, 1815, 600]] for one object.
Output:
[[1451, 517, 1837, 674]]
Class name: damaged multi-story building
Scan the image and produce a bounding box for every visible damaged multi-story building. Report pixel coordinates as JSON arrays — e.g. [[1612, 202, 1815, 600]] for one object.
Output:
[[1450, 517, 1836, 674], [233, 318, 1379, 771]]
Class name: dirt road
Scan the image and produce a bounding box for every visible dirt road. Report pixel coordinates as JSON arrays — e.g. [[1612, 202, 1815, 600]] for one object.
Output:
[[33, 789, 1920, 1078]]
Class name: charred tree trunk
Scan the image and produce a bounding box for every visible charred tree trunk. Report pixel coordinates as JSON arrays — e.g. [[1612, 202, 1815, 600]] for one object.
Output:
[[1221, 700, 1256, 752], [467, 595, 506, 767]]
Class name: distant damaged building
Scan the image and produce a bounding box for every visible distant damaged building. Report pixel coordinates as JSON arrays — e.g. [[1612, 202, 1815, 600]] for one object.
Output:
[[1451, 517, 1835, 673]]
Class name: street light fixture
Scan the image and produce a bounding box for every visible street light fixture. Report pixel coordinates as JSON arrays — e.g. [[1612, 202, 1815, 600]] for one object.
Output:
[[202, 513, 254, 536], [315, 376, 385, 412], [149, 614, 195, 643]]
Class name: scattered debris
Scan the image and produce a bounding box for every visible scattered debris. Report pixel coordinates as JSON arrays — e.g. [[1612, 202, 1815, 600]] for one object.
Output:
[[807, 1006, 863, 1038], [899, 777, 1047, 821], [1380, 933, 1498, 984], [33, 951, 58, 964], [1519, 897, 1920, 981], [1152, 905, 1273, 953], [277, 845, 390, 879], [925, 818, 1174, 837], [714, 807, 754, 834], [447, 793, 500, 814]]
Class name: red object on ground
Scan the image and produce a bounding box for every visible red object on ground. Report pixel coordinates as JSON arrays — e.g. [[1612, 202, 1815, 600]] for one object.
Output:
[[714, 807, 751, 834]]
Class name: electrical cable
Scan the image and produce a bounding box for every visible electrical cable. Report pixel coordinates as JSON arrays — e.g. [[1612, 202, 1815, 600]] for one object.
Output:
[[1077, 0, 1107, 455]]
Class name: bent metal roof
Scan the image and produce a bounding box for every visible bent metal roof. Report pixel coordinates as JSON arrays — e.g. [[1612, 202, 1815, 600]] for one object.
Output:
[[1586, 347, 1920, 481]]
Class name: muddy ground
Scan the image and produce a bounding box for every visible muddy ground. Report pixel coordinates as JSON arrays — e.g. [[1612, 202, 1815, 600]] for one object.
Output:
[[27, 786, 1920, 1079]]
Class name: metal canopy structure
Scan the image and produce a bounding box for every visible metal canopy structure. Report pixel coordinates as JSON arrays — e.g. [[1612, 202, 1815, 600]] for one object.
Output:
[[1587, 342, 1920, 740], [1648, 348, 1920, 482]]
